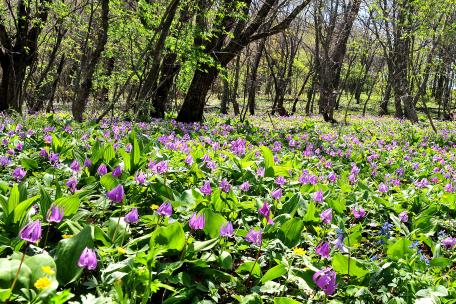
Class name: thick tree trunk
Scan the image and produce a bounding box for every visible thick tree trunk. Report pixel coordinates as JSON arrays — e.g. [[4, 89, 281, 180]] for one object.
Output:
[[379, 79, 391, 116], [176, 65, 219, 122], [72, 0, 109, 122], [221, 77, 230, 114], [247, 38, 266, 115]]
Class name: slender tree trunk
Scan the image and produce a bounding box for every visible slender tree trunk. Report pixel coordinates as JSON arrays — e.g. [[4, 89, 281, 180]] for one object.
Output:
[[247, 38, 266, 115]]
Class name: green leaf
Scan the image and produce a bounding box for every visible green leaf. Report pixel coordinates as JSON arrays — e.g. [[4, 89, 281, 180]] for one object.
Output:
[[429, 257, 451, 268], [219, 251, 233, 270], [103, 144, 116, 163], [192, 238, 219, 252], [261, 264, 287, 284], [150, 222, 185, 252], [100, 173, 118, 190], [13, 195, 40, 224], [54, 195, 80, 216], [274, 297, 301, 304], [0, 258, 32, 291], [202, 208, 226, 238], [279, 218, 304, 247], [21, 158, 38, 170], [332, 253, 369, 278], [260, 146, 274, 168], [39, 186, 52, 219], [54, 226, 94, 285], [387, 238, 414, 260], [236, 261, 261, 278], [7, 184, 20, 215]]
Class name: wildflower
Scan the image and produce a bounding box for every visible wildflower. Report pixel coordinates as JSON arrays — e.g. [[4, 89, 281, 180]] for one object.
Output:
[[84, 158, 92, 167], [379, 222, 393, 238], [239, 181, 250, 192], [398, 211, 408, 223], [77, 247, 97, 270], [41, 266, 55, 275], [19, 220, 42, 243], [271, 188, 282, 200], [220, 222, 234, 237], [0, 156, 10, 167], [112, 166, 122, 177], [189, 213, 205, 230], [44, 135, 52, 144], [220, 179, 231, 193], [46, 205, 64, 223], [256, 167, 265, 177], [157, 202, 173, 217], [34, 277, 52, 289], [107, 184, 125, 203], [320, 208, 332, 224], [245, 228, 262, 246], [66, 176, 77, 193], [49, 153, 59, 164], [13, 167, 26, 181], [352, 207, 366, 219], [62, 234, 73, 239], [97, 164, 108, 176], [199, 181, 211, 196], [124, 208, 139, 224], [293, 247, 306, 255], [444, 183, 454, 193], [332, 229, 348, 253], [312, 267, 337, 296], [442, 237, 456, 249], [275, 176, 286, 187], [315, 242, 330, 258], [70, 160, 80, 172], [185, 155, 193, 165], [313, 190, 324, 203], [327, 172, 337, 183], [378, 183, 388, 193], [259, 202, 274, 224], [135, 171, 146, 185]]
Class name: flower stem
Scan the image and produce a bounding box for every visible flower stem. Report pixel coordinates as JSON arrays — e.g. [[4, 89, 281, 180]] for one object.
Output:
[[112, 200, 125, 244], [246, 242, 262, 286], [43, 224, 51, 248], [10, 243, 28, 297]]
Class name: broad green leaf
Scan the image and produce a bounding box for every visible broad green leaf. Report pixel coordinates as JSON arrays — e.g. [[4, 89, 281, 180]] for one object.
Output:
[[150, 222, 185, 252], [261, 264, 287, 283], [387, 238, 414, 260], [279, 218, 304, 247], [236, 261, 261, 278], [54, 226, 94, 285], [13, 195, 40, 224], [54, 195, 80, 216], [274, 298, 301, 304], [332, 253, 369, 278], [202, 208, 226, 238], [260, 146, 274, 168], [7, 184, 20, 215]]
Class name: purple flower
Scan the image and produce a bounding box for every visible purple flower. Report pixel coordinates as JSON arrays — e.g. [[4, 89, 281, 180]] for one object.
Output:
[[47, 205, 64, 223], [19, 220, 42, 243], [44, 135, 52, 144], [39, 148, 48, 158], [153, 161, 168, 174], [49, 152, 59, 164], [256, 167, 265, 177], [77, 247, 97, 270], [220, 222, 234, 237], [245, 228, 262, 246], [125, 143, 133, 153], [66, 176, 78, 193], [239, 181, 250, 192], [313, 190, 324, 203], [0, 156, 10, 167], [315, 241, 330, 258], [200, 181, 212, 196], [275, 176, 286, 187], [112, 166, 122, 177], [259, 202, 274, 224], [220, 179, 231, 193], [312, 267, 337, 296], [84, 158, 92, 167], [157, 202, 173, 217], [378, 183, 388, 193], [189, 213, 205, 230], [124, 208, 139, 224], [97, 164, 108, 176], [185, 155, 193, 165], [398, 211, 408, 223], [271, 188, 282, 200], [16, 143, 23, 151], [327, 172, 337, 183], [442, 237, 456, 249], [352, 207, 366, 219], [444, 183, 454, 193], [332, 230, 348, 253], [135, 171, 146, 185], [320, 208, 333, 224], [107, 184, 125, 203], [13, 167, 26, 181], [70, 160, 80, 172]]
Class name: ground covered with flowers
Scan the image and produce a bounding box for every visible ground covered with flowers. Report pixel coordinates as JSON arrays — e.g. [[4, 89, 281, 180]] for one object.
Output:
[[0, 114, 455, 303]]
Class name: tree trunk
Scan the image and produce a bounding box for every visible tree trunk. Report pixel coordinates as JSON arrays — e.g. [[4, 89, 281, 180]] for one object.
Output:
[[221, 77, 230, 114], [247, 38, 266, 115], [379, 79, 391, 116], [72, 0, 110, 122], [176, 65, 219, 122]]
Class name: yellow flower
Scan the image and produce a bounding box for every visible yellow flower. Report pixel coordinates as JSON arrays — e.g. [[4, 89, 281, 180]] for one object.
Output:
[[293, 247, 306, 255], [151, 204, 159, 210], [62, 234, 73, 239], [41, 266, 55, 275], [34, 277, 52, 289], [117, 247, 126, 254]]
